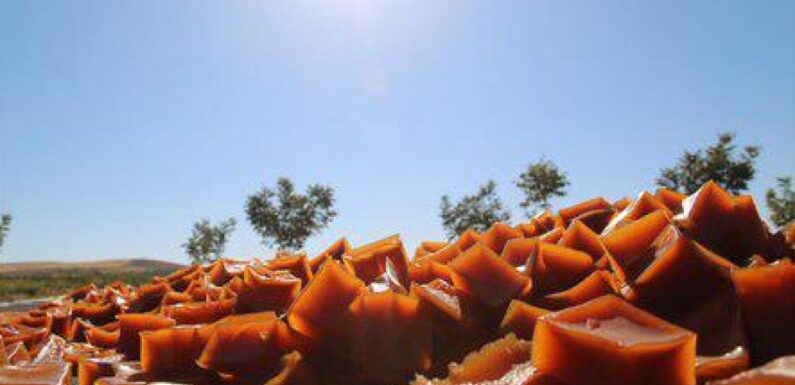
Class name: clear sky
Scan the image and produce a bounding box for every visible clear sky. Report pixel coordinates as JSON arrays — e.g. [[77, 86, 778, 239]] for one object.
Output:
[[1, 1, 793, 264]]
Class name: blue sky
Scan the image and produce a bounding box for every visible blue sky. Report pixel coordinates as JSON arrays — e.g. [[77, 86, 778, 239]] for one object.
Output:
[[1, 1, 793, 263]]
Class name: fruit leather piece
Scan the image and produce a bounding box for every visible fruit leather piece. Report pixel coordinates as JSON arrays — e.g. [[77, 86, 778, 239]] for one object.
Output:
[[0, 362, 72, 385], [139, 325, 207, 374], [310, 237, 352, 273], [559, 197, 612, 225], [48, 308, 71, 338], [84, 327, 119, 350], [127, 282, 172, 313], [557, 220, 607, 261], [196, 317, 300, 380], [62, 343, 107, 377], [676, 182, 772, 265], [445, 333, 531, 383], [708, 355, 795, 385], [538, 227, 564, 243], [108, 360, 224, 385], [603, 191, 672, 234], [656, 188, 686, 214], [539, 270, 619, 310], [731, 260, 795, 365], [410, 279, 492, 375], [70, 302, 119, 326], [162, 298, 237, 325], [287, 261, 365, 339], [263, 351, 320, 385], [207, 259, 247, 286], [527, 242, 594, 299], [344, 236, 411, 288], [450, 243, 530, 308], [501, 238, 537, 267], [480, 222, 523, 255], [78, 353, 123, 385], [411, 334, 561, 385], [237, 268, 302, 315], [93, 377, 145, 385], [696, 346, 749, 384], [499, 300, 550, 340], [323, 291, 432, 385], [573, 208, 615, 234], [68, 318, 94, 343], [118, 314, 175, 360], [414, 241, 448, 259], [409, 244, 462, 284], [601, 209, 671, 282], [454, 229, 482, 252], [627, 228, 745, 355], [267, 252, 314, 285], [533, 295, 696, 385]]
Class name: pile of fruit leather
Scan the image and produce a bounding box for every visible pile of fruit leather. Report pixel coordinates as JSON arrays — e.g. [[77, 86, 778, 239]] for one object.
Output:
[[1, 181, 794, 385]]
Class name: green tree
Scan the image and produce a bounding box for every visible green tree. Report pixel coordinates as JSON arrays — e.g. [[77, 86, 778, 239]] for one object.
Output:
[[656, 132, 760, 194], [246, 177, 337, 250], [182, 218, 237, 264], [516, 158, 570, 217], [766, 176, 795, 227], [440, 180, 511, 239], [0, 214, 11, 255]]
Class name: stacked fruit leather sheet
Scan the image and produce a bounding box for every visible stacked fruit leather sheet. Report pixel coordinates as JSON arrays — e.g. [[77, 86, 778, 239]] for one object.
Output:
[[1, 181, 794, 385]]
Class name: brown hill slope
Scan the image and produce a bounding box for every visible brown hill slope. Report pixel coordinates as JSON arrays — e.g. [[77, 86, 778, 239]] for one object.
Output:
[[0, 258, 185, 302], [0, 258, 184, 273]]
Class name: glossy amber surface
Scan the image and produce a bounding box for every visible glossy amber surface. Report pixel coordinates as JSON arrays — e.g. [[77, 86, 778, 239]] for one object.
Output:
[[697, 347, 749, 384], [287, 261, 365, 338], [498, 300, 550, 340], [1, 181, 793, 385], [533, 295, 697, 385], [731, 260, 795, 365], [628, 229, 744, 355], [449, 243, 529, 308], [118, 314, 175, 360]]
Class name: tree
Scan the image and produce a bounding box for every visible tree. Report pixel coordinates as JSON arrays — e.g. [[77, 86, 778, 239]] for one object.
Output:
[[246, 177, 337, 251], [516, 158, 570, 217], [0, 214, 11, 255], [656, 132, 760, 194], [182, 218, 237, 264], [439, 180, 511, 239], [767, 176, 795, 227]]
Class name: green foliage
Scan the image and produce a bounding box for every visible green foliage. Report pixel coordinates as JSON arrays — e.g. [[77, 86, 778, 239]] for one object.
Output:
[[656, 132, 760, 194], [516, 158, 570, 217], [0, 214, 11, 255], [182, 218, 237, 264], [440, 180, 511, 239], [0, 268, 174, 302], [767, 176, 795, 227], [246, 177, 337, 251]]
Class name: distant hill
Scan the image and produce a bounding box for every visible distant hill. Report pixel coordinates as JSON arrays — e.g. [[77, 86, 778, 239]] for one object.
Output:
[[0, 258, 185, 302], [0, 258, 184, 273]]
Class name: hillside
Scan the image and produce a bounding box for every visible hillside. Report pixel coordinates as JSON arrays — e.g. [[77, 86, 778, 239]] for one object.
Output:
[[0, 258, 184, 302], [0, 258, 184, 273]]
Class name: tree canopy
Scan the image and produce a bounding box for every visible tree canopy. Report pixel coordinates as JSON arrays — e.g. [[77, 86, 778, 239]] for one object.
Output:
[[439, 180, 511, 239], [182, 218, 237, 264], [516, 158, 569, 217], [656, 132, 760, 194], [245, 177, 337, 250], [0, 214, 11, 255], [767, 176, 795, 228]]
